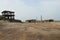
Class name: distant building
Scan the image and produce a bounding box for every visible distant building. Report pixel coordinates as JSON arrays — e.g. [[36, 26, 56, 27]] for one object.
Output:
[[43, 19, 54, 22], [25, 19, 37, 23], [1, 10, 15, 21], [0, 10, 22, 22]]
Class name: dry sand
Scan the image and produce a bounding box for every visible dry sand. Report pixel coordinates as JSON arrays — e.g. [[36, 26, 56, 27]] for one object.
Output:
[[0, 21, 60, 40]]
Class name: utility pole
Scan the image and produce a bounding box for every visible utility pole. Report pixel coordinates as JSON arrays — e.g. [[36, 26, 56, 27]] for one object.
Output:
[[41, 15, 42, 22], [36, 17, 37, 24]]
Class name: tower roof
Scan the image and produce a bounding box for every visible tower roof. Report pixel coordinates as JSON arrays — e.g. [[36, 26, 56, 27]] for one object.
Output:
[[2, 10, 14, 13]]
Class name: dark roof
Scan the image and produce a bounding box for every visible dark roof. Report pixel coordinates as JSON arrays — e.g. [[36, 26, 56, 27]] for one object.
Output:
[[26, 19, 37, 21], [2, 10, 14, 13]]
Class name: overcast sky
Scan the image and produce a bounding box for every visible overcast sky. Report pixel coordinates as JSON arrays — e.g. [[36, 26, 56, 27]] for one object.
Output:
[[0, 0, 60, 21]]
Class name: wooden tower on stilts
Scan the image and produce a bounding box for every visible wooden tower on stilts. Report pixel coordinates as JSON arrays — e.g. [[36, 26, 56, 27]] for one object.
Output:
[[2, 10, 15, 21]]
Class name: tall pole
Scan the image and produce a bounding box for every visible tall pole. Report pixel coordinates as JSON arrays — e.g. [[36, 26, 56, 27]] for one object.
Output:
[[41, 15, 42, 22], [36, 17, 37, 23]]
